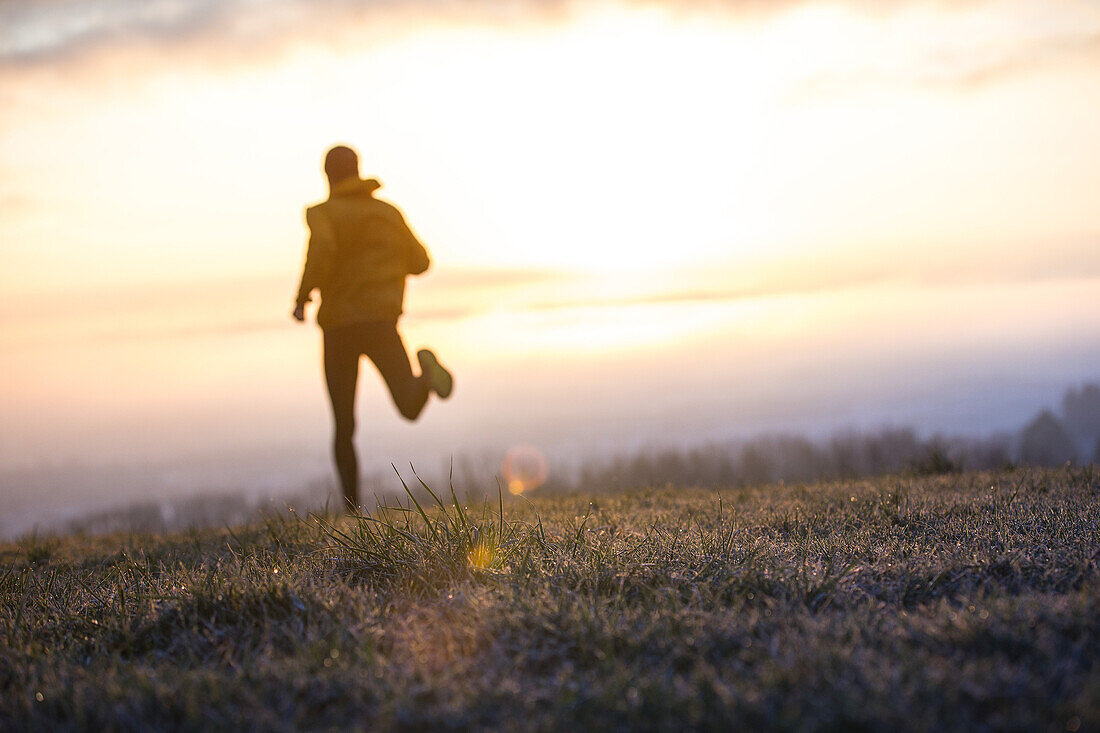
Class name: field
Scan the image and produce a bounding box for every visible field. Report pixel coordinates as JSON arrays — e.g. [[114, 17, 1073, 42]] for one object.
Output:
[[2, 468, 1098, 731]]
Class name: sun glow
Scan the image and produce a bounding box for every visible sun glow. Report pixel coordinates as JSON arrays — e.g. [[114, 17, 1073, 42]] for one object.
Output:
[[5, 1, 1099, 299], [0, 3, 818, 294], [364, 10, 781, 274], [1, 0, 1100, 542]]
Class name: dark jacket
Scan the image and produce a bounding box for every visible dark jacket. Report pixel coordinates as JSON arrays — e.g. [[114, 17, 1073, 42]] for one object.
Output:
[[296, 177, 430, 330]]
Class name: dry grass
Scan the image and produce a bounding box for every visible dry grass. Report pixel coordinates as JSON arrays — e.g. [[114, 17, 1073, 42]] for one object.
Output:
[[2, 467, 1098, 731]]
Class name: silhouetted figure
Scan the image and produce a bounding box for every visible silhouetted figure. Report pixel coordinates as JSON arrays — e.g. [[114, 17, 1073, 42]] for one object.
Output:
[[293, 145, 453, 512]]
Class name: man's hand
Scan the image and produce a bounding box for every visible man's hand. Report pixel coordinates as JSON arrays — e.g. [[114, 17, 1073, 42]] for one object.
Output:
[[292, 303, 306, 322]]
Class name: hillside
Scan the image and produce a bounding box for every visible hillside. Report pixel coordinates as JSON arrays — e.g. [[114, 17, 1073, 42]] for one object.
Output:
[[2, 468, 1098, 731]]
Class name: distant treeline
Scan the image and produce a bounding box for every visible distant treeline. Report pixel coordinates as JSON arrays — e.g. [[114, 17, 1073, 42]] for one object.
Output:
[[59, 382, 1100, 536], [61, 486, 325, 537], [552, 382, 1100, 492]]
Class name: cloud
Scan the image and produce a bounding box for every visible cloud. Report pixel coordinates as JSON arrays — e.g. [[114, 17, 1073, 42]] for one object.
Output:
[[0, 0, 940, 69], [0, 191, 35, 214], [3, 0, 1098, 102], [7, 236, 1095, 349], [791, 28, 1100, 99], [0, 0, 541, 68], [509, 237, 1100, 315], [0, 0, 228, 66]]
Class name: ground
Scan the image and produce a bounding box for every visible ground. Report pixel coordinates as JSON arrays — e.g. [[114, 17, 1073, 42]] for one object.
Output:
[[2, 468, 1098, 731]]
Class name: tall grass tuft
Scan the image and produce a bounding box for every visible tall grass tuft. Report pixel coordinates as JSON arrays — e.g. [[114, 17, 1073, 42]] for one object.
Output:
[[316, 467, 534, 592]]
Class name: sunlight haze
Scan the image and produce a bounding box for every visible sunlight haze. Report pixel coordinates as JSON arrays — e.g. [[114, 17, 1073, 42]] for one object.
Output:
[[2, 0, 1099, 536]]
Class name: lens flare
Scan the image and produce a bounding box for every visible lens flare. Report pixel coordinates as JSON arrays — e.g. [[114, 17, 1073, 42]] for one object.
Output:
[[501, 445, 549, 495], [468, 542, 495, 569]]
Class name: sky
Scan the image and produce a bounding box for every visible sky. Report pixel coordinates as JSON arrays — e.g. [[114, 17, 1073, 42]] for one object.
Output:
[[2, 0, 1100, 535]]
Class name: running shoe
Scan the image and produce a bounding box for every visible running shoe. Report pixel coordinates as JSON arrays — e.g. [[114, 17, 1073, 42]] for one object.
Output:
[[417, 349, 454, 399]]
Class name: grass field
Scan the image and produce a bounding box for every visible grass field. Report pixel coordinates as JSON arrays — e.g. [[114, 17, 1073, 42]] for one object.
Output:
[[2, 468, 1098, 731]]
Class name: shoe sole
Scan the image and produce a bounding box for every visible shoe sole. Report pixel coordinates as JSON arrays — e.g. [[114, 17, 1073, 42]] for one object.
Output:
[[418, 349, 453, 399]]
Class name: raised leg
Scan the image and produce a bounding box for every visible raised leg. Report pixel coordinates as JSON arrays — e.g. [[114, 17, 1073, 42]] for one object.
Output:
[[364, 321, 429, 422]]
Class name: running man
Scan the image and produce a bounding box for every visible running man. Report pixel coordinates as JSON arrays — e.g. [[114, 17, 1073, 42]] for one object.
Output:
[[293, 145, 453, 512]]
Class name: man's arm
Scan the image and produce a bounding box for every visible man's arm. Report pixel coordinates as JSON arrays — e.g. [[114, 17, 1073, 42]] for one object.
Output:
[[391, 209, 430, 276], [292, 207, 336, 321]]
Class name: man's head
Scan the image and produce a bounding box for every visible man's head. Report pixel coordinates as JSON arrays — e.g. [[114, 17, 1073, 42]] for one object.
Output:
[[324, 145, 359, 185]]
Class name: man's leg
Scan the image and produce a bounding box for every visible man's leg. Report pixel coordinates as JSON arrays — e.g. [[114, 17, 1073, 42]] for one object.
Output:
[[323, 327, 361, 511], [363, 320, 430, 422]]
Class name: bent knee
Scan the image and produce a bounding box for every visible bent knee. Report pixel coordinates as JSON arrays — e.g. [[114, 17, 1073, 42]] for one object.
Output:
[[397, 405, 423, 422]]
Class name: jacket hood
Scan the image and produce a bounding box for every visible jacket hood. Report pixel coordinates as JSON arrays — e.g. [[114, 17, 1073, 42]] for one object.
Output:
[[329, 177, 381, 198]]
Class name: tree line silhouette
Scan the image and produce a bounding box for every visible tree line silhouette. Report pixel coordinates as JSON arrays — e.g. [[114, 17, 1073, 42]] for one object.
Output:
[[57, 382, 1100, 536], [556, 382, 1100, 492]]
